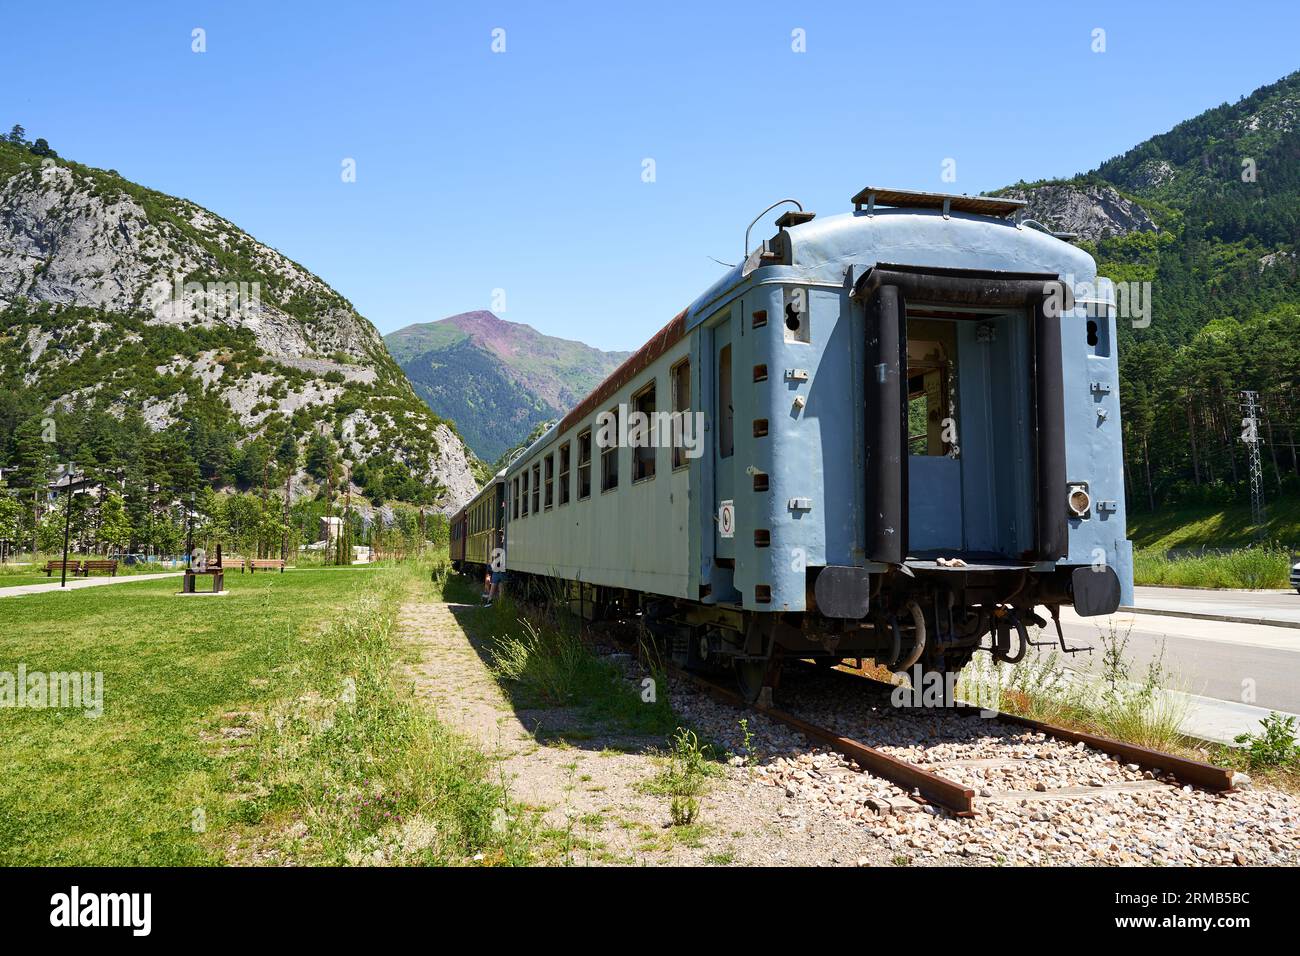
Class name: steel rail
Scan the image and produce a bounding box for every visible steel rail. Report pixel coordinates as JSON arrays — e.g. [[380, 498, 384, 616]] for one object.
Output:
[[672, 666, 976, 817], [844, 670, 1238, 793]]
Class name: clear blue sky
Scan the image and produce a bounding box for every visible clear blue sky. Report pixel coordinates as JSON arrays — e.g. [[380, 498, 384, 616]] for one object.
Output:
[[6, 1, 1297, 351]]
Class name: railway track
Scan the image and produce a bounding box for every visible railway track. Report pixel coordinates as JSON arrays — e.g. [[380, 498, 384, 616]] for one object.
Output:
[[669, 662, 1239, 819]]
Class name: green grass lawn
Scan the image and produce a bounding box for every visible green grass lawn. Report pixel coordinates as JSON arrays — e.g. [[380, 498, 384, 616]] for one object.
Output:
[[0, 563, 521, 865], [1127, 498, 1300, 551], [0, 567, 53, 588], [1126, 499, 1300, 588]]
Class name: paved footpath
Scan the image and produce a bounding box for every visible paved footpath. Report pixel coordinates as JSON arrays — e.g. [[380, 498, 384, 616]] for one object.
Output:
[[0, 572, 183, 598], [1131, 585, 1300, 627]]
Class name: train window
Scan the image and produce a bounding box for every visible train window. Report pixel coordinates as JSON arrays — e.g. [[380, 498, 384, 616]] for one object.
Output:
[[512, 476, 519, 519], [1086, 311, 1111, 357], [544, 454, 554, 509], [783, 288, 810, 344], [532, 462, 541, 513], [521, 469, 529, 517], [558, 442, 571, 505], [577, 430, 592, 499], [601, 407, 620, 492], [671, 359, 690, 469], [906, 326, 959, 458], [718, 345, 734, 459], [632, 383, 656, 482]]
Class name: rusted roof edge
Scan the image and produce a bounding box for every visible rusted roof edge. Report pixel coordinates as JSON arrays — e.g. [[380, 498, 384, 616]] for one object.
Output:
[[556, 309, 688, 435]]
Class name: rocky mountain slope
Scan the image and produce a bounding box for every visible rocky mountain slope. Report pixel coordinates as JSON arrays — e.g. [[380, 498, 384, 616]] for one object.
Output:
[[386, 311, 630, 462], [997, 182, 1158, 241], [0, 136, 480, 509]]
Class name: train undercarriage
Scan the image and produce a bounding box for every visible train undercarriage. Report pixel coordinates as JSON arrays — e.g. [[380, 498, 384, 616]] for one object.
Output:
[[498, 560, 1119, 703]]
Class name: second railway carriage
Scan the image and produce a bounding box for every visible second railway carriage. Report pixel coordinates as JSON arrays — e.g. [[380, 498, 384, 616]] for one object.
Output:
[[494, 186, 1133, 700], [449, 470, 506, 577]]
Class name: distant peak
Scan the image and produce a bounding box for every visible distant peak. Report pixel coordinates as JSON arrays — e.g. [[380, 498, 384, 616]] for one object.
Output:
[[442, 310, 507, 328]]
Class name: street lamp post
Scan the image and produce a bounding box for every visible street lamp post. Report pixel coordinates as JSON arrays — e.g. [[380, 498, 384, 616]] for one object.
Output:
[[185, 492, 195, 570], [59, 463, 76, 589]]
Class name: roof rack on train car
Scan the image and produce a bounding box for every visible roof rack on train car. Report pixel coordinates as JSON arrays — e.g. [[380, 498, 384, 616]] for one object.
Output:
[[851, 186, 1026, 220]]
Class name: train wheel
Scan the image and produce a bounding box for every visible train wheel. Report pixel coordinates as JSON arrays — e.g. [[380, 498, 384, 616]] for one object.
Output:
[[734, 659, 771, 704]]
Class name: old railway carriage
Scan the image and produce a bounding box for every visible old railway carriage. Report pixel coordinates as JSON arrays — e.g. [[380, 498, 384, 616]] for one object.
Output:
[[449, 470, 505, 576], [495, 186, 1133, 700]]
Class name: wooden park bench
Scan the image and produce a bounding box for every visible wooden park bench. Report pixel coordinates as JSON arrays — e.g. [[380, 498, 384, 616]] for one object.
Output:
[[44, 559, 80, 577], [245, 558, 286, 573], [78, 559, 118, 577]]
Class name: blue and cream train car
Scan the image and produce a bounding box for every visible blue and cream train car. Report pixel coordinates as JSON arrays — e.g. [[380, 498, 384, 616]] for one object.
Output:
[[484, 187, 1132, 699]]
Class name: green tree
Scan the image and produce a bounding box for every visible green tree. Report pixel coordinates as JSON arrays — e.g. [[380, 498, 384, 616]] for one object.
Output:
[[275, 432, 299, 472], [0, 484, 21, 559], [98, 492, 132, 555], [36, 508, 64, 553], [304, 432, 337, 482]]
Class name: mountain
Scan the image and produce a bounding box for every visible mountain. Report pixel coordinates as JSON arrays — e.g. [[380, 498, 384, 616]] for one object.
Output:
[[996, 70, 1300, 344], [385, 311, 630, 462], [993, 70, 1300, 516], [0, 135, 480, 509]]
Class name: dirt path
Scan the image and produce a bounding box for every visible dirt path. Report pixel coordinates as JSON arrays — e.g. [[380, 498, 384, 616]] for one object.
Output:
[[397, 592, 909, 866]]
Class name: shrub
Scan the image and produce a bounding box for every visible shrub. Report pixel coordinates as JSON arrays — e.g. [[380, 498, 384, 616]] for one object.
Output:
[[1234, 712, 1300, 770]]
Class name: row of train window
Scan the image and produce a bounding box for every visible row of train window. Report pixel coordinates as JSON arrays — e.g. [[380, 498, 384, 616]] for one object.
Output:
[[467, 496, 495, 535], [511, 358, 691, 520]]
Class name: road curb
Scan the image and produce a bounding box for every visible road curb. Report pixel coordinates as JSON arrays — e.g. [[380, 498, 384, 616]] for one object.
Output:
[[1120, 605, 1300, 631]]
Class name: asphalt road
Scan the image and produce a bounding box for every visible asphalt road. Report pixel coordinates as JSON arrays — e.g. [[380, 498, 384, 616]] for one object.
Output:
[[1058, 604, 1300, 717]]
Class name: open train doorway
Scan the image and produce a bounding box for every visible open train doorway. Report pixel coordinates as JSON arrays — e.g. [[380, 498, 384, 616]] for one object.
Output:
[[905, 309, 1035, 559]]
